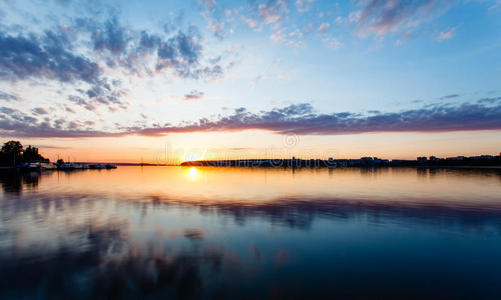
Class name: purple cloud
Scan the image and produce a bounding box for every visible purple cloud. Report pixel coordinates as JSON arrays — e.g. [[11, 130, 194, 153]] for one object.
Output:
[[352, 0, 451, 37], [2, 99, 501, 138], [133, 100, 501, 137], [184, 90, 205, 101]]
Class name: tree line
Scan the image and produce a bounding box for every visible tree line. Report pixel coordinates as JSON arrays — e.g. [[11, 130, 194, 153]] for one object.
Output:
[[0, 141, 49, 167]]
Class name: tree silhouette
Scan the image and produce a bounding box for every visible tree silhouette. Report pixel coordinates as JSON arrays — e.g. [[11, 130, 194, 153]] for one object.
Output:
[[1, 141, 23, 155], [23, 145, 45, 162], [0, 141, 23, 167], [0, 141, 49, 167]]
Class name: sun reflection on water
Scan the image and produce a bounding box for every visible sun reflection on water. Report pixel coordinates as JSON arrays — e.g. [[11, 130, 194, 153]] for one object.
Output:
[[188, 167, 198, 180]]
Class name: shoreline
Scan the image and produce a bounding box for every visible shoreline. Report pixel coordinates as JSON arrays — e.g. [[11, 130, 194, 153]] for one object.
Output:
[[180, 157, 501, 169]]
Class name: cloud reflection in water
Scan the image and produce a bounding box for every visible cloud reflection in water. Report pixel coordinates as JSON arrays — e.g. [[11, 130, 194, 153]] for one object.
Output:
[[1, 167, 501, 299]]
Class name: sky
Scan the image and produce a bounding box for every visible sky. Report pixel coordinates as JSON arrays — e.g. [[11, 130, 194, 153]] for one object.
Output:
[[0, 0, 500, 163]]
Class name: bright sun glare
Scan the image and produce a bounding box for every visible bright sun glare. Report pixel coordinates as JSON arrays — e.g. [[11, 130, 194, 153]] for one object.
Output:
[[188, 167, 198, 180]]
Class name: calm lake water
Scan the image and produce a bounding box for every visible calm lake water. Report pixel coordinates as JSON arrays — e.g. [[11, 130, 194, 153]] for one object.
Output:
[[1, 166, 501, 299]]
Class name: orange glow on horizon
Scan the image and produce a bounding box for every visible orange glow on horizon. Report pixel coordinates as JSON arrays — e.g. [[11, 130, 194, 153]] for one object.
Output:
[[7, 129, 501, 164]]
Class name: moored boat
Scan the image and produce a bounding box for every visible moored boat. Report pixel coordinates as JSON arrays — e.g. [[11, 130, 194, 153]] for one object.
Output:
[[58, 163, 73, 170], [40, 162, 57, 170], [26, 162, 40, 170]]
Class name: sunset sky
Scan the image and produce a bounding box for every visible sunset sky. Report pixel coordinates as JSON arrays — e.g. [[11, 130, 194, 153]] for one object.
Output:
[[0, 0, 500, 163]]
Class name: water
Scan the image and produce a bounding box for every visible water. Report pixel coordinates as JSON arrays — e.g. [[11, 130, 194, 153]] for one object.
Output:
[[1, 166, 501, 299]]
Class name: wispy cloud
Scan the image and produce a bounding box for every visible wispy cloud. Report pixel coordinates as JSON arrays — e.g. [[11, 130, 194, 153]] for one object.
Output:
[[296, 0, 315, 13], [322, 37, 343, 49], [318, 22, 330, 33], [184, 90, 205, 100], [234, 0, 289, 31], [440, 94, 459, 99], [35, 145, 70, 149], [489, 1, 501, 11], [199, 0, 217, 10], [258, 0, 288, 25], [251, 75, 263, 86], [351, 0, 453, 37], [437, 26, 457, 41], [199, 0, 228, 39]]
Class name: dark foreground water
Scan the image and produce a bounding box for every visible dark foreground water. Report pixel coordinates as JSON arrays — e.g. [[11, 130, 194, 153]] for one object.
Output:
[[1, 166, 501, 299]]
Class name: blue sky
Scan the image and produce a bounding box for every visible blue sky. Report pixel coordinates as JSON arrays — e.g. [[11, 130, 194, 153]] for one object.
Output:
[[0, 0, 500, 161]]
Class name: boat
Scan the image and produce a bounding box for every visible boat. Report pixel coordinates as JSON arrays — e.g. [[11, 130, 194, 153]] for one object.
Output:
[[88, 164, 104, 169], [104, 164, 117, 169], [71, 163, 87, 169], [26, 162, 40, 170], [20, 162, 57, 171], [58, 163, 74, 170], [58, 163, 87, 170], [40, 162, 57, 170]]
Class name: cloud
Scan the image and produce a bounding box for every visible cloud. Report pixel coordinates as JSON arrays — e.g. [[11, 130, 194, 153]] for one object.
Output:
[[241, 16, 258, 28], [258, 1, 287, 25], [184, 90, 205, 100], [133, 100, 501, 136], [0, 12, 229, 117], [0, 107, 16, 115], [318, 22, 330, 33], [437, 26, 457, 41], [199, 0, 227, 39], [0, 91, 19, 102], [68, 95, 97, 112], [2, 98, 501, 138], [77, 16, 224, 80], [35, 144, 69, 149], [0, 29, 100, 84], [0, 106, 121, 137], [489, 1, 501, 11], [440, 94, 459, 100], [207, 19, 226, 39], [91, 17, 130, 54], [352, 0, 452, 37], [32, 107, 48, 115], [156, 30, 203, 72], [270, 28, 305, 47], [296, 0, 315, 13], [251, 75, 262, 86], [322, 37, 343, 49], [0, 24, 132, 112], [477, 96, 501, 104], [199, 0, 216, 9], [137, 31, 161, 53], [64, 105, 76, 113], [242, 0, 289, 29]]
